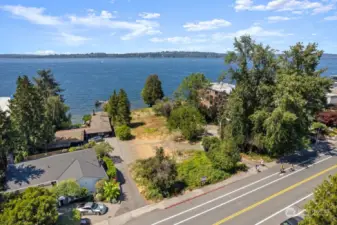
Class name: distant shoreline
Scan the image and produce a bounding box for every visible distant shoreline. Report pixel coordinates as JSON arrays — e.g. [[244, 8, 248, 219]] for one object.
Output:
[[1, 52, 337, 59]]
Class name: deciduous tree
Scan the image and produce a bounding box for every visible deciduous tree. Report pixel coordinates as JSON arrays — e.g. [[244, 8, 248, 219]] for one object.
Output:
[[168, 105, 206, 141], [300, 174, 337, 225], [0, 187, 58, 225]]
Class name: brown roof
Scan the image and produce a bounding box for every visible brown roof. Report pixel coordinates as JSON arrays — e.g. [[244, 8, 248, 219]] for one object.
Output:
[[86, 111, 112, 134], [55, 128, 85, 141]]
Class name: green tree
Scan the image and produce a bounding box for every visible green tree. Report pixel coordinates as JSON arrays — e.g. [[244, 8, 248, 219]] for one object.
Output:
[[82, 114, 92, 123], [174, 73, 210, 107], [33, 69, 63, 100], [103, 181, 120, 202], [107, 90, 119, 125], [34, 69, 71, 130], [115, 125, 132, 140], [116, 89, 131, 125], [0, 109, 12, 190], [168, 105, 206, 141], [300, 174, 337, 225], [94, 142, 114, 158], [207, 139, 241, 172], [9, 76, 54, 154], [45, 96, 71, 130], [142, 74, 164, 107], [132, 147, 177, 198], [52, 179, 87, 197], [222, 36, 331, 156], [0, 187, 58, 225]]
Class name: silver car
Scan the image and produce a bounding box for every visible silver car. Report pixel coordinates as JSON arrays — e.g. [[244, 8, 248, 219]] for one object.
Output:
[[76, 202, 108, 215]]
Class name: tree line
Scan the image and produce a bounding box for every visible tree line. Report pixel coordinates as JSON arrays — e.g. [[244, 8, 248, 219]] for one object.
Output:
[[0, 70, 71, 189]]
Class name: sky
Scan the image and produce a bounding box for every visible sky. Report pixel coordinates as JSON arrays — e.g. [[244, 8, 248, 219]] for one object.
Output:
[[1, 0, 337, 54]]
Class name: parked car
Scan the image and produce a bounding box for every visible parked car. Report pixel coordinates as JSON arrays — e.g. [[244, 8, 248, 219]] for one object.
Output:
[[280, 216, 303, 225], [76, 202, 108, 215], [80, 218, 91, 225], [88, 136, 104, 143]]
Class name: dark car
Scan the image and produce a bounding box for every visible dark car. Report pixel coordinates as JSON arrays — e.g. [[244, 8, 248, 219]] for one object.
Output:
[[80, 218, 91, 225], [280, 216, 303, 225], [88, 136, 104, 143]]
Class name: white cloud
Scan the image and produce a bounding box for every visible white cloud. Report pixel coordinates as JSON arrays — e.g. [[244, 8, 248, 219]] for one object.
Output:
[[212, 25, 292, 41], [292, 10, 303, 14], [267, 16, 292, 22], [312, 33, 317, 35], [34, 50, 57, 55], [55, 32, 91, 46], [138, 12, 160, 19], [324, 15, 337, 20], [150, 36, 207, 44], [69, 11, 161, 40], [183, 19, 232, 31], [234, 0, 335, 14], [1, 5, 62, 25]]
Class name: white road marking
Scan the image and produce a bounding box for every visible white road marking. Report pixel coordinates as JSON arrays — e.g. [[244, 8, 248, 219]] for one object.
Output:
[[254, 193, 312, 225], [151, 154, 329, 225], [295, 209, 306, 216], [172, 156, 332, 225]]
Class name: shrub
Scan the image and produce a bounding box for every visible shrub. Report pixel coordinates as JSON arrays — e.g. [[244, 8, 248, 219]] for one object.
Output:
[[168, 105, 206, 141], [52, 179, 87, 198], [103, 156, 117, 179], [177, 151, 229, 189], [72, 209, 81, 222], [317, 111, 337, 127], [95, 179, 108, 194], [153, 98, 174, 117], [14, 152, 25, 163], [131, 147, 177, 199], [103, 181, 120, 202], [82, 114, 92, 123], [207, 139, 241, 172], [115, 125, 132, 140], [95, 193, 104, 201], [143, 185, 163, 201], [68, 147, 77, 152], [84, 141, 96, 149], [94, 142, 113, 159], [202, 137, 220, 152]]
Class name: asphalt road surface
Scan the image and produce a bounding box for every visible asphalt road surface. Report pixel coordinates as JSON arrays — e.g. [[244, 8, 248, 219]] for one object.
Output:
[[125, 151, 337, 225]]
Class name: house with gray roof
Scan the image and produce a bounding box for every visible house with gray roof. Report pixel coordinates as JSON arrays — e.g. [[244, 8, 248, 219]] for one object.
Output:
[[5, 149, 107, 193]]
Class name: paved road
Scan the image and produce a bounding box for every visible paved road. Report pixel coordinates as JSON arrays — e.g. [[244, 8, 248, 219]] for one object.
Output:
[[125, 151, 337, 225]]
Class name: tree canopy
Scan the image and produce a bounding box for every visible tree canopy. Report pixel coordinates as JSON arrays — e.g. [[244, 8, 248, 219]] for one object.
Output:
[[168, 105, 206, 141], [221, 36, 332, 156], [300, 174, 337, 225], [106, 89, 131, 126], [52, 179, 87, 198], [9, 76, 54, 155], [175, 73, 210, 107], [142, 74, 164, 107], [0, 187, 58, 225], [0, 109, 12, 190]]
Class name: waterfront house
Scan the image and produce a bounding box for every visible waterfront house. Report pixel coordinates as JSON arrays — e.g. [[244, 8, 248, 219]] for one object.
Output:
[[200, 82, 235, 108], [5, 149, 107, 193], [85, 111, 113, 139], [0, 97, 10, 113]]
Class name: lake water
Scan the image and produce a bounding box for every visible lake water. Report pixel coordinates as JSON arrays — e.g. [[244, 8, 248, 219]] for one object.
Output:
[[1, 57, 337, 122]]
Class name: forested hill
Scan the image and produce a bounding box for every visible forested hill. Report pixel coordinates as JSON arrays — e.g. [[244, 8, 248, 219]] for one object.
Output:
[[0, 51, 226, 59]]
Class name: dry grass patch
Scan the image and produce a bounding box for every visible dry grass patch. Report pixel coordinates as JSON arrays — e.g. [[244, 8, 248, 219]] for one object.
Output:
[[131, 108, 170, 140]]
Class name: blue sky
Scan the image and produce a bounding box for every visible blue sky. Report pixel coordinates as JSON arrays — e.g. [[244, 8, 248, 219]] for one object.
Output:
[[1, 0, 337, 54]]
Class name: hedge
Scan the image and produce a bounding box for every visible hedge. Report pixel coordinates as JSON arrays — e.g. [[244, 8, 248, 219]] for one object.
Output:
[[103, 156, 117, 179]]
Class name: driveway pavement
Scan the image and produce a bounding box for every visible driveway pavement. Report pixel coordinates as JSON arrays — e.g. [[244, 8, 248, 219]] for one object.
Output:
[[105, 137, 147, 215]]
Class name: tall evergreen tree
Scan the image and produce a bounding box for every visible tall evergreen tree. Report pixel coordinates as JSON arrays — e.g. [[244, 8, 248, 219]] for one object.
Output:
[[116, 89, 131, 125], [33, 69, 71, 130], [33, 69, 63, 101], [0, 109, 12, 190], [141, 74, 164, 107], [107, 90, 119, 125], [9, 76, 54, 154]]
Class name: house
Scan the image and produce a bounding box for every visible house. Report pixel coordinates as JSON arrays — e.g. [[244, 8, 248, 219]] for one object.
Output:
[[5, 149, 107, 193], [200, 82, 235, 108], [327, 93, 337, 106], [0, 97, 10, 112], [48, 128, 86, 150], [85, 111, 113, 139]]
